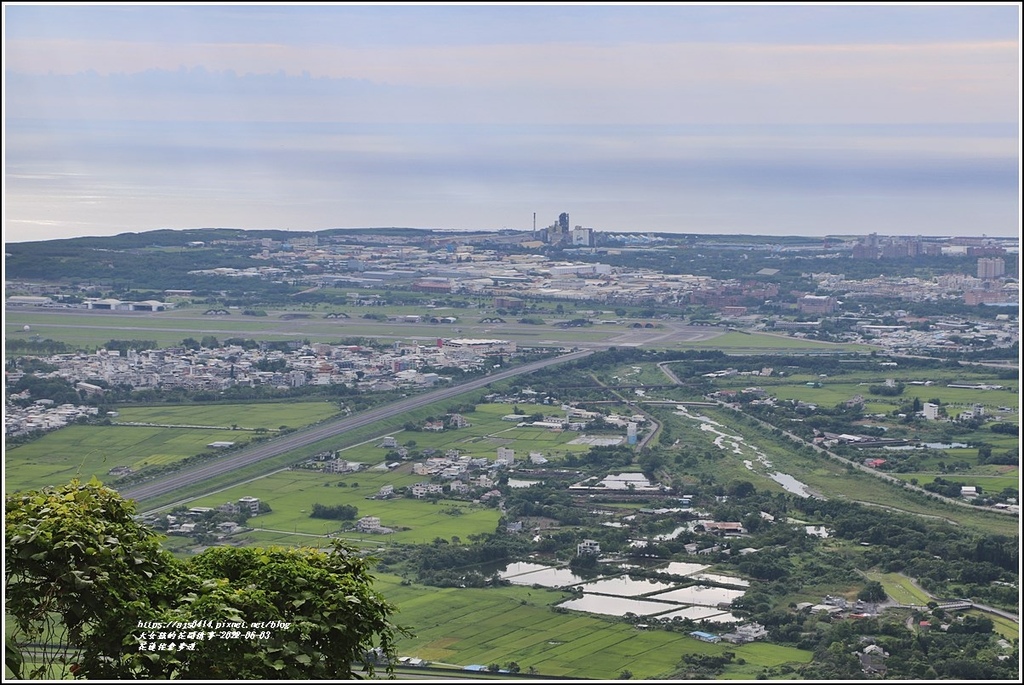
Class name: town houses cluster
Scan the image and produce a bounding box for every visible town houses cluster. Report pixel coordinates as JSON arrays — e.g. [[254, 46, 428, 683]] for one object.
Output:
[[4, 337, 518, 437]]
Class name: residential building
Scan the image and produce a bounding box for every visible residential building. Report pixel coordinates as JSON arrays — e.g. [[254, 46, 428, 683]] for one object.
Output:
[[978, 257, 1006, 280]]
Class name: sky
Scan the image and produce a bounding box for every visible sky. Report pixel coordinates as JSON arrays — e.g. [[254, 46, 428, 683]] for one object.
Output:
[[3, 3, 1021, 242]]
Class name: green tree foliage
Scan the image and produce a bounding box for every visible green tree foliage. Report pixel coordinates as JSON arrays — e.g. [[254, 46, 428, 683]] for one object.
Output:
[[5, 479, 171, 679], [868, 383, 905, 396], [103, 339, 158, 354], [309, 503, 359, 520], [6, 338, 75, 355], [5, 480, 403, 680], [857, 580, 887, 602], [8, 374, 82, 406]]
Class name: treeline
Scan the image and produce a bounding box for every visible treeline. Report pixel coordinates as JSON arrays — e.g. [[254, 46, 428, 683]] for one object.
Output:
[[6, 338, 75, 355], [563, 445, 635, 470], [399, 535, 534, 588], [868, 382, 905, 396], [309, 503, 358, 520], [103, 339, 158, 354], [5, 240, 263, 290]]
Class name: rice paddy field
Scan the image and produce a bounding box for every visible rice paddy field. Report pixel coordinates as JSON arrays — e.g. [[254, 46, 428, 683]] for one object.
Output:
[[655, 406, 1018, 537], [4, 401, 342, 494], [5, 425, 261, 495], [323, 402, 601, 464], [373, 574, 813, 679], [186, 468, 503, 545], [148, 400, 637, 542], [113, 400, 342, 429], [708, 367, 1018, 414]]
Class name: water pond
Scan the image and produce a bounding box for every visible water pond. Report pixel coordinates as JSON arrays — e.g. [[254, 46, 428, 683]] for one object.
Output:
[[557, 594, 682, 617], [692, 573, 750, 587], [653, 526, 690, 541], [502, 566, 590, 588], [507, 478, 541, 488], [651, 605, 731, 621], [576, 576, 678, 597], [770, 471, 816, 498], [498, 561, 554, 578], [660, 562, 710, 576], [649, 585, 746, 606]]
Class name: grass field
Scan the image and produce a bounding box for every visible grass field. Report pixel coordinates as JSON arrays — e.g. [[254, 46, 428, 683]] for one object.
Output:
[[4, 425, 262, 495], [891, 473, 1019, 495], [188, 468, 502, 545], [653, 331, 871, 353], [373, 574, 813, 679], [968, 610, 1020, 641], [150, 399, 640, 543], [658, 406, 1018, 537], [328, 402, 599, 464], [863, 572, 932, 606], [740, 373, 1018, 413], [4, 308, 617, 351], [5, 401, 342, 494], [112, 400, 341, 430]]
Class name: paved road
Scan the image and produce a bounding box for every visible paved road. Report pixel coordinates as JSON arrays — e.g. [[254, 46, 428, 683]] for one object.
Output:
[[119, 350, 592, 504]]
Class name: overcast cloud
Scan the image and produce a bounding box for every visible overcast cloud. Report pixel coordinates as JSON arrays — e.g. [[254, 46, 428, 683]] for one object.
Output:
[[3, 3, 1020, 242]]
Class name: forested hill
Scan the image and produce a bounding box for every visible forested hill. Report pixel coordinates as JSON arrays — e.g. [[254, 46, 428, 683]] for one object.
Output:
[[3, 227, 429, 288]]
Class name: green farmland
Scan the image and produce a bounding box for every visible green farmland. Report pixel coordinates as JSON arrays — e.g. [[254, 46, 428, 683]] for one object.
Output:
[[112, 400, 342, 430], [150, 400, 634, 543], [741, 375, 1017, 414], [4, 401, 342, 494], [374, 574, 813, 679], [4, 425, 262, 495], [187, 468, 502, 545], [326, 402, 600, 464], [657, 406, 1018, 537], [864, 572, 932, 606]]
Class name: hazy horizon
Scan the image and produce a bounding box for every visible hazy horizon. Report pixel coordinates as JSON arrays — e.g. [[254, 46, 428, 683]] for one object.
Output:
[[4, 4, 1020, 243]]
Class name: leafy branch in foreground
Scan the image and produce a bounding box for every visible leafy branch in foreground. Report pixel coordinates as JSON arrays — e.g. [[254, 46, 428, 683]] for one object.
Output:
[[5, 479, 408, 680]]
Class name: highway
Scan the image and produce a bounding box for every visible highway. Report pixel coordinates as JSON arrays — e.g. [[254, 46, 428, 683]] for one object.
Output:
[[119, 349, 592, 504]]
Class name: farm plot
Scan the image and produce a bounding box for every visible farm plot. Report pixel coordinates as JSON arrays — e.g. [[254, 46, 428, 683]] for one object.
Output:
[[5, 400, 342, 494], [660, 407, 1018, 536], [4, 425, 259, 494], [891, 473, 1019, 495], [374, 575, 812, 679], [113, 401, 341, 430], [314, 402, 598, 465], [186, 469, 501, 544], [863, 572, 932, 606]]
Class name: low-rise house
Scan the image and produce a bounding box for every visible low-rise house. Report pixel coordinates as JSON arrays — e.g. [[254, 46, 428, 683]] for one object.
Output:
[[722, 624, 768, 644], [690, 631, 721, 643]]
